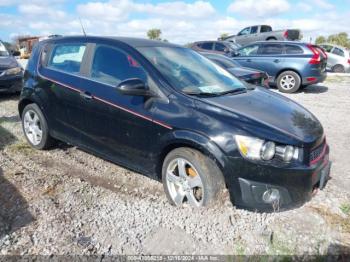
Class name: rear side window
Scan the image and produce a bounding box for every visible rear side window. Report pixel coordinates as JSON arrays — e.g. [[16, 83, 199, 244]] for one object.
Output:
[[199, 42, 213, 50], [285, 45, 303, 54], [259, 44, 283, 55], [90, 45, 147, 86], [214, 43, 226, 52], [320, 45, 333, 52], [48, 44, 86, 74], [332, 47, 345, 57]]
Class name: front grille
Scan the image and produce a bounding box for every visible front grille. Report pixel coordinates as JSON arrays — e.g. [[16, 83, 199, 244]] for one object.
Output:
[[310, 141, 325, 164]]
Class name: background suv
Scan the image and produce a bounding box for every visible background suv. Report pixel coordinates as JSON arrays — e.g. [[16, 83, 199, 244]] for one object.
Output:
[[319, 43, 350, 73], [232, 41, 327, 93]]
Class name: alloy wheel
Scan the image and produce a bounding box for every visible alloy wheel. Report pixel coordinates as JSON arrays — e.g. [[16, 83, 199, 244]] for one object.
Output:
[[23, 110, 43, 146], [280, 75, 296, 90], [165, 158, 204, 207]]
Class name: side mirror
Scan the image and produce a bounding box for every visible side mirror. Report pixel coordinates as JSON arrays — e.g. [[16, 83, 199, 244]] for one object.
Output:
[[231, 51, 239, 57], [11, 50, 21, 56], [116, 78, 154, 97]]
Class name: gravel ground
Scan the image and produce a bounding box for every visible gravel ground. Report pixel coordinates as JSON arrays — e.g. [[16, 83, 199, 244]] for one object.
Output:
[[0, 75, 349, 256]]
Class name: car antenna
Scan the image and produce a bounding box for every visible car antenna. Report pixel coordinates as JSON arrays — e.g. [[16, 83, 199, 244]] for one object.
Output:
[[79, 17, 87, 37]]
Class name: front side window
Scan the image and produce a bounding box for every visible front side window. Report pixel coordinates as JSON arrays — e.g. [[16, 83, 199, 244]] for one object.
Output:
[[137, 47, 245, 95], [239, 27, 250, 36], [238, 44, 259, 56], [90, 45, 147, 86], [48, 44, 86, 74], [250, 26, 258, 34], [259, 44, 283, 55]]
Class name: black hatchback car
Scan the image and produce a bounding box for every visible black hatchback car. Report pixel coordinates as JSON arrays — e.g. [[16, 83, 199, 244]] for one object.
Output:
[[19, 36, 330, 211]]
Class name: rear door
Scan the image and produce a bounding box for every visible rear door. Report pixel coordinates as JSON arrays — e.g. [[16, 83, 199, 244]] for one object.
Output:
[[38, 40, 88, 145]]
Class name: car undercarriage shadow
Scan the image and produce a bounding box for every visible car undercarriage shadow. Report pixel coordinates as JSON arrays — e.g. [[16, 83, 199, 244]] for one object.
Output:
[[0, 167, 34, 239], [300, 85, 328, 94]]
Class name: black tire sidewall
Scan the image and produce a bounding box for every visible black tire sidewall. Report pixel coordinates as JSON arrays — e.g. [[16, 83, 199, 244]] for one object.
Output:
[[21, 103, 51, 150], [277, 71, 301, 93], [162, 147, 224, 207], [333, 65, 345, 73]]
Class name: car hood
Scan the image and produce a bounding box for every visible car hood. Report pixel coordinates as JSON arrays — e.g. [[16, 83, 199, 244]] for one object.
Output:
[[201, 87, 323, 145], [0, 56, 18, 70]]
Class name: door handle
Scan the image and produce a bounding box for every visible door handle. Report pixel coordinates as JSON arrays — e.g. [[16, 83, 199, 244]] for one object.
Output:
[[80, 91, 92, 100]]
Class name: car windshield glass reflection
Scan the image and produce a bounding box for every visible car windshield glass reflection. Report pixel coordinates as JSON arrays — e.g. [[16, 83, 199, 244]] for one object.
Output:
[[138, 47, 245, 96]]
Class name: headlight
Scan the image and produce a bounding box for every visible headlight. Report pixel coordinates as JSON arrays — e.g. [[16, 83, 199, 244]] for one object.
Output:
[[235, 135, 298, 162], [4, 67, 22, 76]]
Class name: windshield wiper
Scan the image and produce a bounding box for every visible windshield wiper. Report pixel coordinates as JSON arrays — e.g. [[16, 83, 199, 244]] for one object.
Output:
[[216, 88, 247, 96], [184, 91, 221, 97]]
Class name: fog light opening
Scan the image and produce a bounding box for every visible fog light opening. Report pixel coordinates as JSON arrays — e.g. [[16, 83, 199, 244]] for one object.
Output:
[[262, 188, 280, 204]]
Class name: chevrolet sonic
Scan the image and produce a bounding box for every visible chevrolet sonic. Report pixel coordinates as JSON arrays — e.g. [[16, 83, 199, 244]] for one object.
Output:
[[19, 36, 330, 211]]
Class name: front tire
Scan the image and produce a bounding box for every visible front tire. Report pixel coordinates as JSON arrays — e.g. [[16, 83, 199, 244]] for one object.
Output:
[[162, 147, 225, 207], [276, 71, 301, 93], [22, 103, 54, 150]]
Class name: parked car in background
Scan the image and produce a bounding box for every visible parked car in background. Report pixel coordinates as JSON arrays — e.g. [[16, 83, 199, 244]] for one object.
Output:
[[232, 41, 327, 93], [20, 36, 330, 211], [189, 41, 240, 56], [0, 40, 23, 93], [201, 52, 269, 87], [319, 43, 350, 73], [222, 25, 301, 46]]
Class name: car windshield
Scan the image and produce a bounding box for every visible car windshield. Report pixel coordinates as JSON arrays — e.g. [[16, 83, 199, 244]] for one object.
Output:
[[137, 46, 245, 95], [0, 41, 10, 56]]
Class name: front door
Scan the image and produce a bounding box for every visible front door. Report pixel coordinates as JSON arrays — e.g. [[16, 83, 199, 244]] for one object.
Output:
[[77, 43, 162, 172]]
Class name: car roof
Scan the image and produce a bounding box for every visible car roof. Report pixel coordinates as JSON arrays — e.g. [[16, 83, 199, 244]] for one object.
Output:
[[42, 35, 182, 48], [252, 40, 305, 44]]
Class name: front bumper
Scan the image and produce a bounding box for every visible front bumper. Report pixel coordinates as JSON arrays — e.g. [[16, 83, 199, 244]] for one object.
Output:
[[225, 145, 330, 211], [0, 75, 22, 93]]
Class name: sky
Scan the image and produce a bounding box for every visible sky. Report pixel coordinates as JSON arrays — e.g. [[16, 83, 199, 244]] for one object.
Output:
[[0, 0, 350, 44]]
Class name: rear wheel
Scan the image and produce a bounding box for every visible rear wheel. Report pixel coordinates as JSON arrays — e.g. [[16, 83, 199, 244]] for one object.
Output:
[[162, 148, 225, 207], [22, 104, 55, 150], [276, 71, 301, 93], [332, 64, 345, 73]]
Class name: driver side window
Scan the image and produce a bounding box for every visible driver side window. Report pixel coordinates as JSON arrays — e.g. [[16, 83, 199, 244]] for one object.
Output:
[[239, 27, 251, 36], [90, 45, 148, 86]]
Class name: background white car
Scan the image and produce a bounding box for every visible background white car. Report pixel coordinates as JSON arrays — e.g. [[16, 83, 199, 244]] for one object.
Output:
[[319, 43, 350, 73]]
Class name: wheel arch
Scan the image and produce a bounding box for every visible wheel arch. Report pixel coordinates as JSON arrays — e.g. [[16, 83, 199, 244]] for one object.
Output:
[[275, 68, 302, 83], [156, 131, 227, 180], [266, 36, 277, 41]]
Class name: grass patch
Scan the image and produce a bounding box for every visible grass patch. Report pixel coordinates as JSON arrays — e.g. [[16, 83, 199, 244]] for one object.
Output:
[[340, 203, 350, 216], [8, 140, 35, 155], [311, 206, 350, 234], [268, 237, 294, 256]]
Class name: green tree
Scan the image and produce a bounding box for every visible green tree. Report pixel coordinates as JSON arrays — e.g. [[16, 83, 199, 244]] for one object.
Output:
[[327, 32, 350, 48], [219, 33, 229, 40], [147, 29, 162, 40], [315, 36, 326, 45]]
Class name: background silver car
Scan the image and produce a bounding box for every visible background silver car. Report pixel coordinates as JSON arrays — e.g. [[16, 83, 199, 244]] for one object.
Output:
[[319, 43, 350, 73]]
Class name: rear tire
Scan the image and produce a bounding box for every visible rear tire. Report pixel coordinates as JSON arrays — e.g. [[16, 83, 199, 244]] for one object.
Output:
[[21, 103, 55, 150], [162, 147, 225, 207], [276, 71, 301, 93], [332, 64, 345, 73]]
